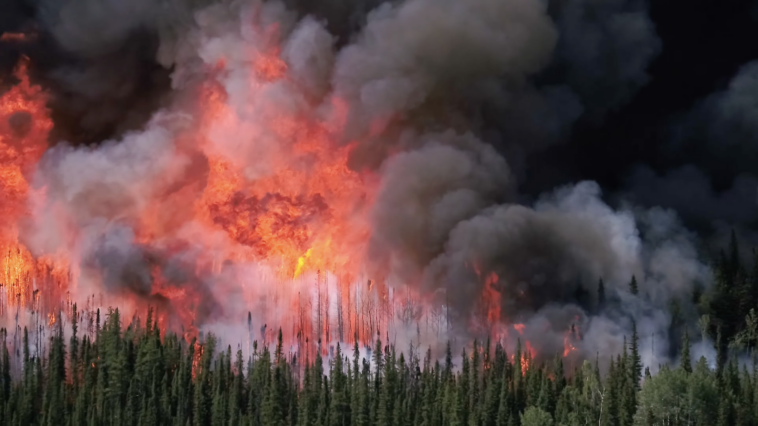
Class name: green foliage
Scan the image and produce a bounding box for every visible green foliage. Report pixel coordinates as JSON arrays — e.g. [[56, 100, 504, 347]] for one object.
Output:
[[1, 326, 745, 426], [521, 406, 553, 426], [5, 233, 758, 425]]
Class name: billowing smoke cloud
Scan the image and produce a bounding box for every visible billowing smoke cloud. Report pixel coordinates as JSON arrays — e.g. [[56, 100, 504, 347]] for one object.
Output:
[[543, 0, 661, 119], [0, 0, 222, 145], [621, 60, 758, 246], [4, 0, 719, 368], [368, 132, 513, 279], [82, 224, 154, 296], [419, 181, 707, 331], [624, 166, 758, 231], [676, 61, 758, 174]]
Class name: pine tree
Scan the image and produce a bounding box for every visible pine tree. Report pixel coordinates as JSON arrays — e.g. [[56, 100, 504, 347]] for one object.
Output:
[[460, 348, 470, 426], [373, 333, 384, 379], [70, 303, 79, 391], [600, 358, 618, 426], [597, 279, 606, 312], [356, 361, 370, 426], [681, 329, 692, 373], [470, 339, 481, 425], [716, 327, 727, 378], [729, 229, 741, 275], [330, 343, 350, 426], [629, 275, 639, 296], [444, 341, 453, 383], [629, 320, 642, 390]]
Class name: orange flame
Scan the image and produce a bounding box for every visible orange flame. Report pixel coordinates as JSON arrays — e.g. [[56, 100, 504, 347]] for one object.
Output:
[[563, 323, 579, 357], [0, 20, 553, 360], [0, 33, 33, 42], [0, 57, 68, 316]]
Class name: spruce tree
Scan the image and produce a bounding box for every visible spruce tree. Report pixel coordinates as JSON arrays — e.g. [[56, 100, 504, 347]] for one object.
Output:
[[629, 320, 642, 390], [597, 279, 606, 312], [470, 339, 480, 424], [681, 330, 692, 373], [460, 349, 470, 426]]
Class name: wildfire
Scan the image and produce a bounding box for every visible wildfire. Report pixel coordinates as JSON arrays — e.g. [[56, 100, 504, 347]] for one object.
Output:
[[563, 322, 580, 357], [0, 57, 67, 315], [512, 340, 536, 376], [0, 33, 34, 43], [470, 259, 508, 334], [0, 15, 566, 365], [483, 271, 501, 323], [197, 53, 371, 282], [563, 334, 577, 357], [47, 312, 56, 327]]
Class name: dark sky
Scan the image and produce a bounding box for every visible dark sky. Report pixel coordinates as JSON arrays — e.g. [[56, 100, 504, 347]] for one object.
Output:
[[526, 0, 758, 193]]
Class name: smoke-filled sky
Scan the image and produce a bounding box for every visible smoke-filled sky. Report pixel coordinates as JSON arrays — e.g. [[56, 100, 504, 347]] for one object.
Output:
[[3, 0, 756, 235], [0, 0, 755, 366]]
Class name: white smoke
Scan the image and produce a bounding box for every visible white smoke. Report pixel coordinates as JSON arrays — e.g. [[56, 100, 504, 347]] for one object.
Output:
[[16, 0, 706, 369]]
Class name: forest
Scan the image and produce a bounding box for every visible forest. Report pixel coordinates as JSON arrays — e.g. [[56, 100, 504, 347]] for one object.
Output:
[[0, 233, 755, 426]]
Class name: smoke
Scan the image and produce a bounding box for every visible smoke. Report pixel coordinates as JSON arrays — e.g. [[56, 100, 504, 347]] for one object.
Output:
[[419, 182, 706, 329], [0, 0, 221, 146], [82, 224, 153, 297], [624, 166, 758, 232], [368, 132, 513, 279], [2, 0, 735, 369], [621, 60, 758, 247], [543, 0, 661, 119], [675, 60, 758, 173]]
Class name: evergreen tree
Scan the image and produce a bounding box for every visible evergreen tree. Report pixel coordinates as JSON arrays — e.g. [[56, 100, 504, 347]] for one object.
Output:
[[520, 406, 553, 426], [8, 284, 758, 426], [597, 278, 606, 312], [629, 320, 642, 390], [680, 329, 692, 373]]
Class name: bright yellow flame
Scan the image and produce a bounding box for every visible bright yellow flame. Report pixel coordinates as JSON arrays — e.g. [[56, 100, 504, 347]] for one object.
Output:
[[293, 248, 312, 278]]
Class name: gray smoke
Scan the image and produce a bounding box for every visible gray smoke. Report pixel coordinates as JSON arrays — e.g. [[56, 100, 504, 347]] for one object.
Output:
[[82, 224, 153, 296], [420, 181, 705, 315], [622, 60, 758, 248], [624, 165, 758, 231], [17, 0, 711, 367], [367, 131, 513, 280], [661, 61, 758, 177], [0, 0, 222, 145], [544, 0, 661, 119]]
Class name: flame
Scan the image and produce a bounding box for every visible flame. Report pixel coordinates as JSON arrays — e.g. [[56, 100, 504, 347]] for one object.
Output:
[[512, 341, 535, 376], [192, 340, 204, 379], [563, 333, 577, 357], [483, 272, 501, 323], [0, 57, 67, 315], [294, 248, 312, 278], [0, 20, 563, 362], [563, 323, 580, 357], [470, 259, 508, 336], [0, 33, 33, 42], [524, 341, 535, 372], [197, 60, 371, 281]]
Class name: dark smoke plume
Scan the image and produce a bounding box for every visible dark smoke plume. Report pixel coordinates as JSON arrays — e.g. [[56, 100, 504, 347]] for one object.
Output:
[[4, 0, 756, 368]]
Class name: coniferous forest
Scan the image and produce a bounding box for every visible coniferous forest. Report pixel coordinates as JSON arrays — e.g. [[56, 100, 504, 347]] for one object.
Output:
[[4, 0, 758, 422], [0, 234, 757, 426]]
